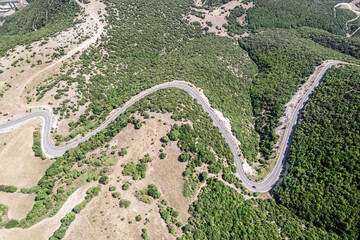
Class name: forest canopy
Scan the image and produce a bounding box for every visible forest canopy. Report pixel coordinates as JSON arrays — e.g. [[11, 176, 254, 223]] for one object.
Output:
[[274, 65, 360, 239], [245, 0, 354, 35], [0, 0, 79, 56]]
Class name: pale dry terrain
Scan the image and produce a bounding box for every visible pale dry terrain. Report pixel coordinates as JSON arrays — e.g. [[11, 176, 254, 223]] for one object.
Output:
[[0, 185, 90, 240], [187, 0, 253, 38], [351, 0, 360, 9], [0, 119, 52, 221], [334, 0, 360, 36], [0, 0, 28, 18], [0, 118, 52, 188], [0, 0, 105, 127], [64, 113, 191, 240], [0, 192, 35, 220]]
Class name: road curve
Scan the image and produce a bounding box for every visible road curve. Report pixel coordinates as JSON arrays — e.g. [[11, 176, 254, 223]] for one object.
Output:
[[16, 0, 104, 106], [0, 61, 343, 192], [334, 2, 360, 37]]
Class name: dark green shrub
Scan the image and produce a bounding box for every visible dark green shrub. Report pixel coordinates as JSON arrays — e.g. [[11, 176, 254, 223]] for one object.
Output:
[[120, 199, 131, 208], [141, 228, 148, 239], [159, 152, 167, 159], [5, 220, 18, 228], [179, 152, 191, 162], [147, 184, 161, 199], [169, 129, 181, 141], [53, 227, 66, 239], [119, 148, 128, 156], [122, 182, 130, 190], [0, 185, 17, 193], [161, 135, 169, 143], [112, 192, 121, 199], [199, 172, 208, 183], [99, 176, 109, 185]]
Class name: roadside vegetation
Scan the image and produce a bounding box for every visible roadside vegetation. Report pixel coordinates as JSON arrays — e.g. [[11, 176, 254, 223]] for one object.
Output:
[[36, 34, 259, 162], [239, 29, 358, 161], [274, 65, 360, 239], [17, 88, 245, 228], [49, 186, 100, 240], [32, 130, 45, 159]]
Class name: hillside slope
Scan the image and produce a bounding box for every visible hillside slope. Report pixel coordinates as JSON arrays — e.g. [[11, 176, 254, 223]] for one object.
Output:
[[274, 65, 360, 239], [0, 0, 79, 56]]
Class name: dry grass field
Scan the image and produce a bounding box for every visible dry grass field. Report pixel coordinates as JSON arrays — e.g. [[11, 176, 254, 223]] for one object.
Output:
[[0, 186, 90, 240], [64, 113, 191, 240], [0, 119, 52, 188]]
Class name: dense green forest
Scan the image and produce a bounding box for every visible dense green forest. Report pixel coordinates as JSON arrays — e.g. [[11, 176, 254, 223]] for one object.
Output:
[[298, 27, 360, 59], [274, 65, 360, 239], [0, 0, 79, 56], [181, 178, 337, 239], [136, 36, 259, 161], [239, 29, 357, 160], [245, 0, 354, 35]]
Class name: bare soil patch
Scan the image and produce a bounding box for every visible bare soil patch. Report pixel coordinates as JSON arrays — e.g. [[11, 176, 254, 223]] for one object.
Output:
[[0, 118, 52, 188], [351, 0, 360, 10], [0, 185, 90, 240], [0, 192, 35, 220], [64, 113, 191, 240], [0, 0, 106, 127], [0, 0, 28, 17], [186, 0, 253, 38]]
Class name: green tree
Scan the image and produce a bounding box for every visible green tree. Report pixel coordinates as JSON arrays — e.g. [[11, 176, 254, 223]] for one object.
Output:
[[179, 152, 191, 162], [122, 182, 130, 190], [141, 228, 149, 239], [99, 176, 109, 185], [119, 148, 128, 156], [112, 192, 121, 199], [120, 199, 131, 208], [159, 152, 167, 159], [147, 184, 161, 199], [61, 212, 76, 227], [199, 172, 208, 183], [5, 220, 18, 229], [161, 135, 169, 143], [169, 129, 181, 141]]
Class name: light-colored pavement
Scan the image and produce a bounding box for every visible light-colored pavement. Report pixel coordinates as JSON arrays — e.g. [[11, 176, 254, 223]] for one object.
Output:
[[0, 61, 344, 192]]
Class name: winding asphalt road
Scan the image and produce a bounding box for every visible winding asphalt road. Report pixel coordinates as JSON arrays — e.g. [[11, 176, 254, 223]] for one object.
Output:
[[0, 61, 342, 192]]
